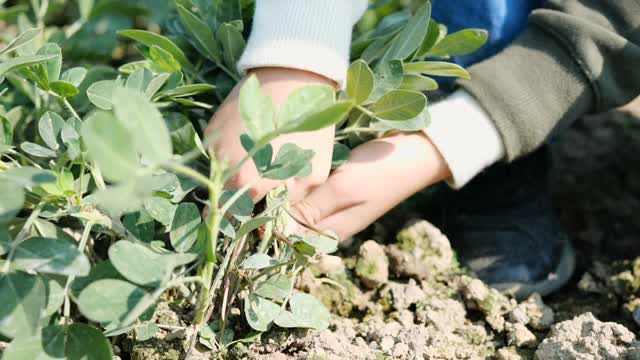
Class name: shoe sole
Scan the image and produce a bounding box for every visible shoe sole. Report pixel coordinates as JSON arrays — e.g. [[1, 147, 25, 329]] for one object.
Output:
[[490, 235, 576, 300]]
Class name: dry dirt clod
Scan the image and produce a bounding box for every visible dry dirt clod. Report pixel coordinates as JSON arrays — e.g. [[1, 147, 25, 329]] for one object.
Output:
[[505, 322, 537, 348], [386, 220, 455, 280], [312, 254, 345, 275], [496, 347, 524, 360], [379, 278, 426, 312], [535, 312, 637, 360], [508, 304, 531, 325], [461, 277, 515, 332], [522, 293, 554, 330], [355, 240, 389, 289]]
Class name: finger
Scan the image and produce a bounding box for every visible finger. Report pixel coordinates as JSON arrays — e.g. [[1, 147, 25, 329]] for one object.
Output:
[[293, 132, 451, 240]]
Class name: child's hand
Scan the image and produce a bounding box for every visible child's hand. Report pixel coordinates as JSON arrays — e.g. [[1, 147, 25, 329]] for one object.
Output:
[[291, 131, 452, 240], [207, 67, 338, 203]]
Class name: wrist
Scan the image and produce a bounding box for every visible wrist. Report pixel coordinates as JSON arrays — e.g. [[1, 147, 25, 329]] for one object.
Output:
[[247, 67, 338, 89]]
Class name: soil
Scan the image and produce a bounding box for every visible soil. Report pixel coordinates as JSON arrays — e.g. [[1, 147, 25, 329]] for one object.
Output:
[[116, 102, 640, 359]]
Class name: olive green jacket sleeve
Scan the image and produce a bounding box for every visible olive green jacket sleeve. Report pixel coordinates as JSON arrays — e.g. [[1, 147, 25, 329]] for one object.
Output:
[[457, 0, 640, 161]]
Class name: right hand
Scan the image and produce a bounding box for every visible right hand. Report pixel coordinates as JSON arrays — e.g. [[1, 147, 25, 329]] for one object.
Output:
[[206, 67, 339, 203]]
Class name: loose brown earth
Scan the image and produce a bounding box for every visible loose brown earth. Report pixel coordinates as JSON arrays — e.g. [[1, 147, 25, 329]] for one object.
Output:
[[121, 102, 640, 360]]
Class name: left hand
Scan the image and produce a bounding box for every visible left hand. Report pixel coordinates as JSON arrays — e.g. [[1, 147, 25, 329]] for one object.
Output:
[[291, 131, 452, 241]]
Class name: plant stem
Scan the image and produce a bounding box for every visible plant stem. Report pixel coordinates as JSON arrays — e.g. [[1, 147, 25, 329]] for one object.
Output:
[[62, 222, 94, 324], [167, 163, 217, 190], [356, 104, 376, 118], [336, 127, 383, 136], [62, 98, 81, 121], [1, 203, 44, 273]]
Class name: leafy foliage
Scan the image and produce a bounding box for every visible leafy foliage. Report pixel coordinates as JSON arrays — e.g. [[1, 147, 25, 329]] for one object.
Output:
[[0, 0, 485, 358]]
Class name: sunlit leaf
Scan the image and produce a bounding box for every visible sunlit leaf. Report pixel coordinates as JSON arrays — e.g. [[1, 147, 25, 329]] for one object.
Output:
[[14, 237, 91, 276]]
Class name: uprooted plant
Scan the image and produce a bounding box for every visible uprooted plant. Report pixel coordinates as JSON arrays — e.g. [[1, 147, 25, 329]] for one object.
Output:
[[0, 0, 486, 358]]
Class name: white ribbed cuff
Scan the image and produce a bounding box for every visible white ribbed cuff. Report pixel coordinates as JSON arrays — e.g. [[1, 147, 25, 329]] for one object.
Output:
[[425, 90, 506, 189], [237, 0, 368, 87]]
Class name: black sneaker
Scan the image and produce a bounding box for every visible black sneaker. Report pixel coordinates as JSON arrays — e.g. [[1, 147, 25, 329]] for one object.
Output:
[[441, 148, 575, 300]]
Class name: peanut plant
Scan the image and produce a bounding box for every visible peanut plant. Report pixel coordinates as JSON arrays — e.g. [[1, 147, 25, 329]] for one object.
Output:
[[0, 0, 486, 358]]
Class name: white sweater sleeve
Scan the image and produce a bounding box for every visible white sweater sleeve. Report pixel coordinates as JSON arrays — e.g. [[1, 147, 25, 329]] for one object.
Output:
[[425, 90, 506, 189], [237, 0, 368, 87]]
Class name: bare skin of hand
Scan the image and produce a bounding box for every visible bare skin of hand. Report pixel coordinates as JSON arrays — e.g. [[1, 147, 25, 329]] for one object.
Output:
[[291, 131, 452, 241], [206, 67, 338, 203]]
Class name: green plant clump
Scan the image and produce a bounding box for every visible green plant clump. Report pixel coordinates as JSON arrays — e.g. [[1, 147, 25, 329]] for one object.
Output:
[[0, 0, 486, 358]]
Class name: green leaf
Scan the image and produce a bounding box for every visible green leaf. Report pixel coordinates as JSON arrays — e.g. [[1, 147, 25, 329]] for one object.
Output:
[[49, 80, 79, 98], [71, 260, 122, 297], [0, 55, 57, 77], [414, 19, 441, 58], [109, 241, 196, 287], [240, 254, 277, 270], [135, 322, 158, 341], [14, 237, 91, 277], [67, 323, 114, 359], [0, 115, 13, 145], [277, 84, 335, 129], [379, 1, 431, 63], [144, 197, 177, 228], [164, 113, 207, 158], [0, 226, 10, 256], [78, 0, 95, 20], [36, 43, 62, 82], [331, 143, 350, 170], [149, 45, 182, 73], [220, 190, 254, 221], [378, 106, 430, 132], [118, 30, 193, 70], [303, 234, 338, 254], [0, 272, 46, 339], [82, 111, 139, 182], [214, 0, 241, 24], [77, 279, 147, 323], [369, 59, 404, 102], [347, 60, 375, 105], [281, 101, 353, 135], [216, 23, 245, 72], [399, 74, 438, 91], [125, 68, 153, 92], [38, 112, 65, 151], [123, 210, 155, 242], [154, 83, 216, 99], [244, 294, 280, 332], [403, 61, 470, 79], [86, 79, 116, 110], [239, 75, 275, 141], [240, 134, 272, 174], [0, 28, 41, 56], [112, 87, 173, 164], [144, 72, 171, 99], [169, 202, 201, 253], [61, 120, 81, 160], [0, 167, 56, 187], [20, 142, 56, 158], [43, 279, 64, 318], [274, 292, 331, 331], [263, 143, 315, 180], [236, 216, 273, 240], [255, 274, 292, 301], [372, 89, 427, 121], [426, 29, 488, 58], [2, 324, 113, 360], [176, 4, 221, 62], [360, 33, 394, 64]]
